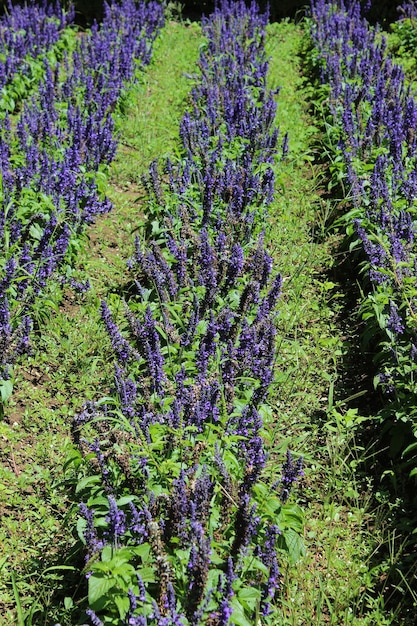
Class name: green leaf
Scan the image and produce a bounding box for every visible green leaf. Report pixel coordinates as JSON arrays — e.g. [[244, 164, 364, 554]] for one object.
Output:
[[237, 586, 262, 612], [88, 574, 116, 610], [87, 499, 110, 515], [112, 561, 136, 579], [281, 528, 306, 564], [64, 596, 74, 610], [29, 223, 44, 240], [101, 545, 113, 562], [116, 495, 136, 507], [77, 517, 87, 544], [278, 504, 304, 533], [230, 597, 253, 626], [238, 587, 261, 601], [131, 543, 151, 561], [402, 441, 417, 458], [137, 566, 156, 583], [263, 495, 281, 516], [75, 475, 102, 494], [247, 557, 269, 577], [0, 379, 13, 403], [115, 593, 130, 618]]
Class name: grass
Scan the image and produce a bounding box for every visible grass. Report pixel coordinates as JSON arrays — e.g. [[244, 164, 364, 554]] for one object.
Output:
[[0, 12, 413, 626]]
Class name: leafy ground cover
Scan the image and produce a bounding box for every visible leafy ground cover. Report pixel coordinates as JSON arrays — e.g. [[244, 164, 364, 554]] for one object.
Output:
[[0, 1, 416, 625]]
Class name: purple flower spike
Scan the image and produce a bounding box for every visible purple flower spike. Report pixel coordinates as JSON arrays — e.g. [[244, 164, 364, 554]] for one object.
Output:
[[79, 503, 104, 561], [280, 450, 304, 503], [100, 300, 134, 365], [387, 300, 404, 336], [104, 496, 127, 546], [73, 1, 294, 623], [86, 609, 104, 626]]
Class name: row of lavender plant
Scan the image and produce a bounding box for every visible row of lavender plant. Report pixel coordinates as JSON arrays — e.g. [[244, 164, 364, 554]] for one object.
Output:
[[308, 0, 417, 473], [73, 2, 303, 625], [0, 0, 164, 413], [0, 0, 75, 111]]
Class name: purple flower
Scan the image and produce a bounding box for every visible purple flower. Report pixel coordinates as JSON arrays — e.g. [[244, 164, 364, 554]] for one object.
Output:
[[281, 131, 289, 158], [86, 609, 104, 626], [211, 557, 236, 626], [87, 438, 112, 492], [114, 364, 137, 419], [279, 450, 304, 503], [378, 372, 396, 395], [79, 503, 104, 561], [224, 243, 244, 288], [197, 312, 218, 377], [387, 300, 404, 336], [186, 523, 211, 620], [100, 300, 134, 365], [104, 496, 127, 546], [230, 490, 260, 557]]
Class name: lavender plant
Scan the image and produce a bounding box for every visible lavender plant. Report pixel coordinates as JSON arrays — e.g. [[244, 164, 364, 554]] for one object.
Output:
[[0, 0, 164, 413], [0, 0, 75, 112], [308, 0, 417, 477], [74, 2, 303, 624]]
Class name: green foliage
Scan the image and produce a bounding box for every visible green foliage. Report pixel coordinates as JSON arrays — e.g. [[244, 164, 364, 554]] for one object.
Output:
[[0, 26, 79, 115], [2, 14, 413, 626], [73, 431, 305, 625], [0, 375, 13, 406], [387, 18, 417, 84]]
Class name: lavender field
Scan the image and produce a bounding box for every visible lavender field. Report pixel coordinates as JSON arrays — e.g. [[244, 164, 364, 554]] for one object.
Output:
[[0, 0, 416, 624]]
